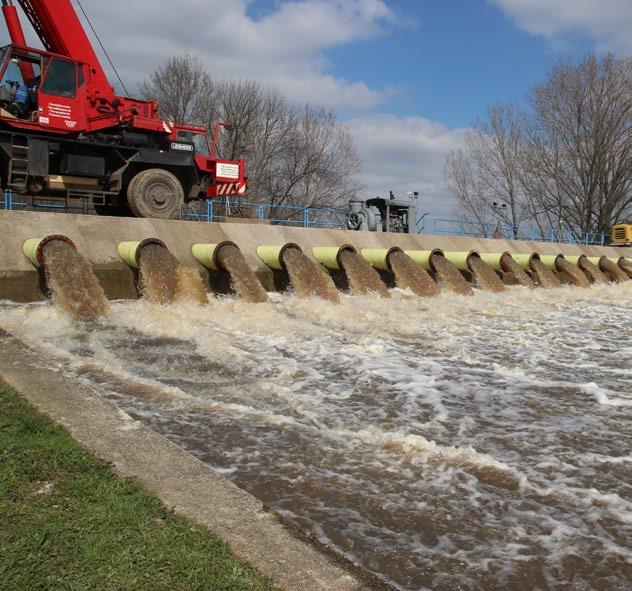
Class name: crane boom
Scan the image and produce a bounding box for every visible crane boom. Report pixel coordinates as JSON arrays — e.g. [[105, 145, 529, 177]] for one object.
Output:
[[14, 0, 112, 97]]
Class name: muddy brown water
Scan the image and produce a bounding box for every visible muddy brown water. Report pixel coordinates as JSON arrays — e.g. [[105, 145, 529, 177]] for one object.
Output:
[[388, 250, 439, 297], [530, 259, 562, 288], [468, 256, 506, 293], [500, 255, 534, 287], [556, 258, 591, 288], [4, 285, 631, 591], [42, 239, 109, 322], [281, 248, 340, 303], [216, 244, 268, 303], [619, 260, 632, 279], [579, 257, 610, 284], [338, 249, 390, 297], [138, 244, 207, 305], [429, 254, 473, 295], [600, 258, 629, 283]]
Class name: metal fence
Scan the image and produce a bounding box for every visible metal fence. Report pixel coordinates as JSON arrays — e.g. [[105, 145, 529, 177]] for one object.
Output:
[[431, 218, 606, 246], [0, 190, 608, 245], [180, 198, 348, 229]]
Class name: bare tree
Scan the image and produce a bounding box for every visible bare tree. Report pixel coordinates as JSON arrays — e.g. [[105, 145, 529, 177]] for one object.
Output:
[[139, 54, 214, 125], [523, 53, 632, 235], [444, 103, 527, 234]]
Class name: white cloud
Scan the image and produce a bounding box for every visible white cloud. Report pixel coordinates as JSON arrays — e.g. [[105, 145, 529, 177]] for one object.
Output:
[[348, 115, 467, 218], [490, 0, 632, 52], [31, 0, 397, 111]]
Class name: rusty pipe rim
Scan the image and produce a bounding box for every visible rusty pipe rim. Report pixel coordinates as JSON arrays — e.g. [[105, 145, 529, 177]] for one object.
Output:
[[336, 244, 358, 268], [136, 238, 168, 267], [278, 242, 303, 269], [36, 234, 77, 267], [426, 248, 445, 272], [212, 240, 240, 271]]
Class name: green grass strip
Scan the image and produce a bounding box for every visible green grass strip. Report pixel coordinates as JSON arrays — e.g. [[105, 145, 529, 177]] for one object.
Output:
[[0, 383, 278, 591]]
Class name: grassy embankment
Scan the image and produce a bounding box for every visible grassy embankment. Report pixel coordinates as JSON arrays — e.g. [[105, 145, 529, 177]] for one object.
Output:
[[0, 383, 278, 591]]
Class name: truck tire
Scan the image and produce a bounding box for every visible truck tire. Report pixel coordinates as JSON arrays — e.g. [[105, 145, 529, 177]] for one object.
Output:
[[126, 168, 184, 219]]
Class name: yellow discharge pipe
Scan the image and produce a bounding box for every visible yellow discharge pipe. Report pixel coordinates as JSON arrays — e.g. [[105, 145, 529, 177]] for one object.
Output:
[[442, 250, 480, 272], [479, 251, 510, 272], [538, 253, 565, 271], [117, 238, 167, 269], [256, 243, 302, 270], [403, 248, 444, 271], [586, 256, 603, 267], [511, 252, 540, 270], [312, 244, 357, 270], [360, 247, 403, 271], [191, 241, 239, 271], [22, 235, 77, 267]]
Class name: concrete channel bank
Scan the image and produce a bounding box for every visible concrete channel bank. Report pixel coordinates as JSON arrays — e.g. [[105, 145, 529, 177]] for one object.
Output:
[[1, 210, 629, 301]]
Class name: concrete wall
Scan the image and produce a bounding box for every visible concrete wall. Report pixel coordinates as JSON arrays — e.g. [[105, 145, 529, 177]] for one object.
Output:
[[1, 210, 629, 302]]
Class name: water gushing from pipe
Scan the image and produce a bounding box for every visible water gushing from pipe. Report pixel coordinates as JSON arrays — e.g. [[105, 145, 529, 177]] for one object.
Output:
[[41, 239, 109, 321], [216, 244, 268, 303], [387, 250, 439, 297], [429, 254, 473, 295], [529, 259, 562, 288], [281, 248, 340, 302], [555, 258, 590, 288], [338, 249, 390, 297], [468, 256, 506, 293]]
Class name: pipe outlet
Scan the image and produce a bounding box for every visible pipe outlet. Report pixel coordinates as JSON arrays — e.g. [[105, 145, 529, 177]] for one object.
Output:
[[312, 244, 357, 270], [443, 250, 480, 272], [403, 249, 444, 271], [118, 238, 167, 269], [539, 253, 565, 271], [256, 243, 302, 270], [360, 247, 402, 271], [479, 252, 510, 272], [512, 252, 541, 270], [22, 235, 77, 268], [192, 241, 238, 271]]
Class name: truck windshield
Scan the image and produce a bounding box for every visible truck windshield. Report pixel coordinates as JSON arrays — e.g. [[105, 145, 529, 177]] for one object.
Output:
[[177, 130, 210, 157]]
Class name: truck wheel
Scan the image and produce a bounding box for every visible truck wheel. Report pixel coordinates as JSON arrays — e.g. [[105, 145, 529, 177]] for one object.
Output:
[[126, 169, 184, 219]]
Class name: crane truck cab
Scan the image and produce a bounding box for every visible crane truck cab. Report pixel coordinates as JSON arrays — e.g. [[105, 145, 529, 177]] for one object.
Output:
[[0, 0, 246, 219]]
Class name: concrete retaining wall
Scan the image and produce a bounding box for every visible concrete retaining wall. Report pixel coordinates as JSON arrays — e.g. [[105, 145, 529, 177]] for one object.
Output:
[[1, 210, 629, 301]]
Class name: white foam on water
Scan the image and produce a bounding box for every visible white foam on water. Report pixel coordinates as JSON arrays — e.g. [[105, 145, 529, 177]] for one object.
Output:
[[1, 281, 631, 590]]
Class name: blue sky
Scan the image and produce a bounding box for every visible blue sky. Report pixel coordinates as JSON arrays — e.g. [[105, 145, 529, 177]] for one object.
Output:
[[4, 0, 630, 216]]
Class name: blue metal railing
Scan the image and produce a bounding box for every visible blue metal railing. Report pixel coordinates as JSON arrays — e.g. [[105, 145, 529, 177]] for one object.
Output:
[[180, 198, 347, 229], [431, 217, 606, 246], [1, 190, 608, 245]]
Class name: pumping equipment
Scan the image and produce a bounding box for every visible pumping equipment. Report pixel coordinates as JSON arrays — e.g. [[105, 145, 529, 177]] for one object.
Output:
[[347, 195, 417, 233], [22, 234, 76, 267], [0, 0, 246, 218]]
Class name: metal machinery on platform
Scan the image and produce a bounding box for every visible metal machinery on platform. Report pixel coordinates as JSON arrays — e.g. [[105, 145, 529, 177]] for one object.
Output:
[[347, 191, 418, 234]]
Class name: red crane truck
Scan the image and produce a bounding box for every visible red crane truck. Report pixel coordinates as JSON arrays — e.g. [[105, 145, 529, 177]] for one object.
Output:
[[0, 0, 246, 218]]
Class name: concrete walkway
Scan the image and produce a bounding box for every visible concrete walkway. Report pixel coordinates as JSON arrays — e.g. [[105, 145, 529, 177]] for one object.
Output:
[[0, 329, 389, 591]]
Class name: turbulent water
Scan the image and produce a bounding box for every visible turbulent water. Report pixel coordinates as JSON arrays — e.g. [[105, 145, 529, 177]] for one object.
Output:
[[138, 244, 207, 305], [468, 256, 506, 293], [556, 258, 591, 288], [430, 254, 473, 295], [530, 259, 562, 288], [501, 255, 534, 288], [216, 244, 268, 303], [600, 258, 629, 283], [579, 257, 610, 285], [388, 251, 439, 297], [282, 248, 340, 302], [2, 284, 631, 591], [338, 249, 390, 298], [41, 239, 109, 321]]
